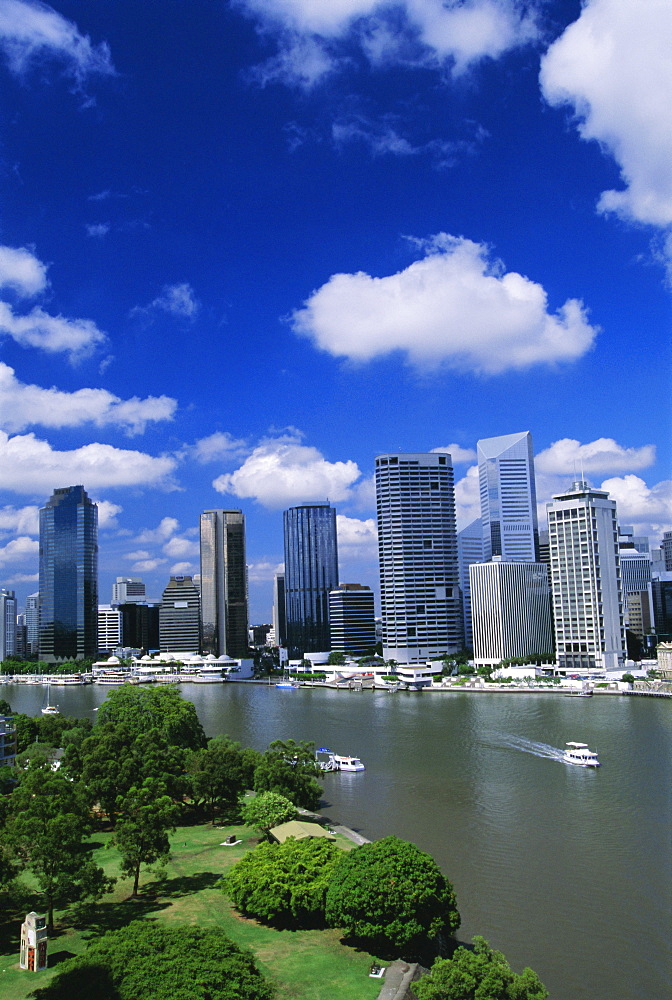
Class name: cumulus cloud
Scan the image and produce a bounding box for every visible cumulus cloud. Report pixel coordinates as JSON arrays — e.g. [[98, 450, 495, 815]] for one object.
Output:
[[0, 0, 114, 83], [188, 431, 248, 464], [247, 560, 285, 583], [0, 363, 176, 434], [454, 464, 481, 529], [291, 234, 597, 373], [86, 223, 110, 238], [0, 431, 177, 494], [431, 443, 477, 463], [0, 535, 39, 566], [599, 475, 672, 535], [213, 433, 362, 507], [0, 245, 106, 359], [95, 500, 122, 530], [132, 282, 200, 321], [238, 0, 537, 87], [135, 518, 180, 545], [540, 0, 672, 236], [0, 504, 39, 536], [130, 557, 167, 574], [169, 561, 195, 575], [336, 514, 378, 559], [163, 536, 199, 559], [535, 437, 656, 476]]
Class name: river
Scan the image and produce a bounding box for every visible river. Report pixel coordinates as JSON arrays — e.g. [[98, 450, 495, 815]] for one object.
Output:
[[3, 681, 670, 1000]]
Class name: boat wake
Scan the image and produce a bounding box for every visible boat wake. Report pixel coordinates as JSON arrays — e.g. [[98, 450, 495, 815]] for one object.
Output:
[[488, 734, 565, 762]]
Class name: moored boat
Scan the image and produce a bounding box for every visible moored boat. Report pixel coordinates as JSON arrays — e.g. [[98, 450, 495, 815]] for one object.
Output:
[[317, 748, 365, 772]]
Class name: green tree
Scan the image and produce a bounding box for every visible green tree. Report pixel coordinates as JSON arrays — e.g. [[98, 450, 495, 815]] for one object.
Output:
[[412, 936, 548, 1000], [241, 791, 297, 835], [12, 712, 39, 753], [221, 836, 342, 927], [325, 836, 460, 959], [31, 922, 274, 1000], [96, 684, 206, 750], [2, 769, 114, 929], [328, 651, 347, 665], [253, 738, 323, 810], [113, 777, 181, 896], [186, 735, 249, 824]]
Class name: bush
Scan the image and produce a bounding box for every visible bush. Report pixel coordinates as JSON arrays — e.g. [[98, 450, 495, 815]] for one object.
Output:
[[325, 836, 460, 958], [412, 936, 548, 1000], [221, 836, 342, 927]]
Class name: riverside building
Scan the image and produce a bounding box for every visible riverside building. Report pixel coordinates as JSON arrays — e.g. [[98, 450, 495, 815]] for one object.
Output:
[[0, 588, 17, 660], [329, 583, 376, 656], [470, 560, 553, 666], [547, 481, 626, 673], [159, 576, 200, 653], [39, 485, 98, 661], [375, 452, 462, 663], [283, 504, 339, 658], [200, 509, 249, 658], [477, 431, 539, 562]]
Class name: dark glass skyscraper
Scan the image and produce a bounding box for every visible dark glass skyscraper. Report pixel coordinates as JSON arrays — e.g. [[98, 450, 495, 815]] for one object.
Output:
[[283, 504, 338, 657], [200, 509, 249, 657], [39, 485, 98, 661]]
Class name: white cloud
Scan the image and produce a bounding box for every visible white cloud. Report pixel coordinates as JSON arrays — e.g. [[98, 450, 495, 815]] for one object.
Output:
[[0, 504, 39, 536], [291, 233, 597, 373], [95, 500, 122, 530], [599, 475, 672, 536], [0, 431, 177, 494], [454, 463, 481, 529], [0, 535, 38, 566], [0, 302, 106, 358], [336, 514, 378, 559], [238, 0, 537, 87], [535, 438, 656, 476], [431, 443, 477, 463], [0, 0, 114, 83], [86, 223, 110, 238], [169, 561, 195, 575], [213, 433, 361, 507], [247, 560, 285, 583], [163, 536, 199, 559], [131, 557, 167, 574], [132, 282, 200, 321], [0, 363, 176, 434], [540, 0, 672, 234], [0, 244, 48, 296], [4, 571, 39, 585], [135, 518, 180, 545], [189, 431, 248, 464]]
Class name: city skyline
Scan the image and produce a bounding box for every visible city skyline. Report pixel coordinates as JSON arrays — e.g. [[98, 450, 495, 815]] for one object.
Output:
[[0, 1, 669, 622]]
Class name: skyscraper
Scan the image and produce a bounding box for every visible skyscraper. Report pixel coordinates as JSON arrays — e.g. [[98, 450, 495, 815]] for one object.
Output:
[[39, 485, 98, 661], [457, 518, 484, 649], [547, 481, 626, 672], [200, 509, 249, 657], [111, 577, 146, 605], [283, 504, 338, 658], [375, 452, 462, 663], [25, 593, 40, 656], [0, 589, 17, 660], [477, 431, 539, 562], [159, 576, 200, 653], [470, 561, 553, 665], [272, 573, 286, 648], [329, 584, 376, 656]]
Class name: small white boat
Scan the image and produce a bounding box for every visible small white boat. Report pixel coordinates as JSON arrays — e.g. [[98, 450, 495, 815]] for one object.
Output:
[[563, 742, 600, 767], [41, 681, 59, 716], [317, 748, 365, 772]]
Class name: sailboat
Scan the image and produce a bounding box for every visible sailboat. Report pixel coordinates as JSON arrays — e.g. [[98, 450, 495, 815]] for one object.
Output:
[[41, 681, 59, 716]]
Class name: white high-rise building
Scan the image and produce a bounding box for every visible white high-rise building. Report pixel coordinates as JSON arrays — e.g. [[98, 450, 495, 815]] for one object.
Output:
[[470, 561, 553, 666], [0, 589, 17, 660], [547, 481, 626, 672], [111, 577, 146, 605], [98, 605, 121, 652], [25, 593, 39, 656], [457, 518, 484, 649], [478, 431, 539, 563], [375, 452, 462, 663]]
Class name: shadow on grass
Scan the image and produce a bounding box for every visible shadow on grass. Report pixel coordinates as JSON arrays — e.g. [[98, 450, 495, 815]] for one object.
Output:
[[48, 950, 77, 967], [69, 897, 170, 938], [145, 870, 222, 899]]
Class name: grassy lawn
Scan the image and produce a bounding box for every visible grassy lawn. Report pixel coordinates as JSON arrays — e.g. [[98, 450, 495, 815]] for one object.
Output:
[[0, 821, 384, 1000]]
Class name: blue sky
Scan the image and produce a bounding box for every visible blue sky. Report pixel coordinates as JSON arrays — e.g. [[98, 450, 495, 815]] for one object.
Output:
[[0, 0, 670, 622]]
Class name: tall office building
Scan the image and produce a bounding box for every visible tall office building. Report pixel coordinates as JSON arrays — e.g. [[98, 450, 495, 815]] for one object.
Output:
[[200, 509, 249, 657], [119, 602, 160, 651], [470, 561, 553, 665], [662, 530, 672, 572], [39, 485, 98, 661], [159, 576, 200, 653], [272, 573, 286, 648], [329, 584, 376, 656], [0, 589, 17, 660], [375, 453, 462, 663], [457, 518, 484, 649], [283, 504, 338, 658], [547, 481, 626, 672], [98, 605, 121, 653], [111, 577, 146, 605], [25, 593, 39, 656], [478, 431, 539, 563]]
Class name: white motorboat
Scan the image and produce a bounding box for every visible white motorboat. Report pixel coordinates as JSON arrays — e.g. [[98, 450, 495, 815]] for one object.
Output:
[[317, 748, 365, 772], [563, 742, 600, 767]]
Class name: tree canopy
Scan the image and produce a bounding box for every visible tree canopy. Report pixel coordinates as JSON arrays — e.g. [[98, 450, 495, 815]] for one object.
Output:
[[186, 736, 250, 824], [113, 777, 181, 896], [412, 937, 548, 1000], [240, 791, 297, 835], [253, 739, 323, 810], [325, 835, 460, 958], [221, 836, 342, 928], [96, 685, 206, 750], [31, 921, 275, 1000]]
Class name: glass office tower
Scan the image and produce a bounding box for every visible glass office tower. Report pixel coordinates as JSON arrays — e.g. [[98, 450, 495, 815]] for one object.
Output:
[[39, 485, 98, 661], [477, 431, 539, 562], [200, 509, 249, 657], [283, 504, 338, 658]]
